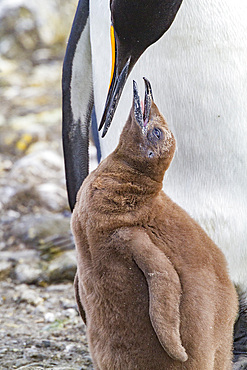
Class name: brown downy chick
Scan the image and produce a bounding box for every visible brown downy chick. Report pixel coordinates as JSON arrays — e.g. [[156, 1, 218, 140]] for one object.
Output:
[[72, 79, 238, 370]]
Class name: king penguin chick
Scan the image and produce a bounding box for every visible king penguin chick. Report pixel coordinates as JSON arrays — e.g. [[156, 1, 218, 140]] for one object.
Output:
[[71, 78, 238, 370]]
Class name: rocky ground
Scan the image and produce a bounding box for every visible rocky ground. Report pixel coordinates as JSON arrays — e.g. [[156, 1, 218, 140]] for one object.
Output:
[[0, 1, 95, 368], [0, 281, 93, 369]]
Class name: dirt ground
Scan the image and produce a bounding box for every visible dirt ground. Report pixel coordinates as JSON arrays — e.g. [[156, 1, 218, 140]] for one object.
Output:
[[0, 280, 93, 369], [0, 2, 94, 368]]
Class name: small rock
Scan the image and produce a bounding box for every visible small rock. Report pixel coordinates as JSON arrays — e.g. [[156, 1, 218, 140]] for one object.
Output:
[[46, 250, 76, 283], [65, 343, 76, 353], [0, 159, 12, 171], [44, 312, 55, 323], [36, 182, 68, 212], [11, 213, 71, 245], [17, 285, 44, 306], [25, 345, 47, 360], [59, 296, 75, 309], [39, 234, 74, 261], [27, 140, 54, 154], [65, 308, 77, 319], [0, 261, 13, 280], [6, 209, 20, 220], [39, 339, 51, 348], [47, 283, 72, 292], [24, 304, 35, 314], [35, 304, 46, 314], [11, 358, 30, 368], [0, 250, 38, 263], [15, 262, 42, 284], [9, 149, 64, 185]]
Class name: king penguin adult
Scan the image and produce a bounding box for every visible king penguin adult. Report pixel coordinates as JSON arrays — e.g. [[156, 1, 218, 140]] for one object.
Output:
[[62, 0, 247, 366]]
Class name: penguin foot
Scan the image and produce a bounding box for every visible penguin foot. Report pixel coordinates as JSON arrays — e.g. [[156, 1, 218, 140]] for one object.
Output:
[[233, 306, 247, 369], [233, 357, 247, 370]]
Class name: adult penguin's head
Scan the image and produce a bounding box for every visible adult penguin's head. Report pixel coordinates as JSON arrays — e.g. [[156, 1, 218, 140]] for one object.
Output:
[[99, 0, 183, 137]]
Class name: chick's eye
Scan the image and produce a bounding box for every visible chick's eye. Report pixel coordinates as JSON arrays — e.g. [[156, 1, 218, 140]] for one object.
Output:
[[153, 127, 162, 139]]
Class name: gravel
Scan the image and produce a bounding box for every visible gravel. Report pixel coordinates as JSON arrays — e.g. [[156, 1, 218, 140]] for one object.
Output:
[[0, 0, 96, 368], [0, 280, 93, 369]]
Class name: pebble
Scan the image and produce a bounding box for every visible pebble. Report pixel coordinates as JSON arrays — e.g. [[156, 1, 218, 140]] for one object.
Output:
[[0, 261, 12, 280], [36, 182, 68, 212], [15, 262, 43, 285], [9, 149, 65, 185], [25, 346, 47, 360], [46, 250, 77, 283], [18, 286, 44, 306], [35, 304, 46, 314], [65, 308, 77, 319], [11, 213, 71, 245], [44, 312, 55, 323]]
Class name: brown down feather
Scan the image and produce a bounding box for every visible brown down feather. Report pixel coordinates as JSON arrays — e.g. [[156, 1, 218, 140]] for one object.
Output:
[[71, 91, 238, 370]]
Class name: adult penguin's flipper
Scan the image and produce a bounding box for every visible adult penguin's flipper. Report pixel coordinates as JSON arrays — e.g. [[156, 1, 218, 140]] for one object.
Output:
[[118, 228, 188, 363], [62, 0, 93, 211], [91, 106, 101, 164]]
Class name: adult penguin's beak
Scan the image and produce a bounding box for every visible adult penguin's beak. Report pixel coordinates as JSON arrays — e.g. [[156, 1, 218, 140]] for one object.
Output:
[[98, 25, 134, 138]]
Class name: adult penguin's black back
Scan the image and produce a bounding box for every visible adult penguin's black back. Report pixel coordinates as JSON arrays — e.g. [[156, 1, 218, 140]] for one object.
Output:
[[62, 0, 92, 211]]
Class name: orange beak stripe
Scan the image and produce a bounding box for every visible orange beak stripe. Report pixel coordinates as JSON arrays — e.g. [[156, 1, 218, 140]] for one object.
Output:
[[109, 24, 116, 90]]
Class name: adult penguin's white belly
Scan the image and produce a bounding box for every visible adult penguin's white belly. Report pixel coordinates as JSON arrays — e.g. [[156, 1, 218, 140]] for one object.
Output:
[[90, 0, 247, 292]]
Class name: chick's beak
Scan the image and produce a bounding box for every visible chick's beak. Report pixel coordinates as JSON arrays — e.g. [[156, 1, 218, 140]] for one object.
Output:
[[133, 77, 154, 132]]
